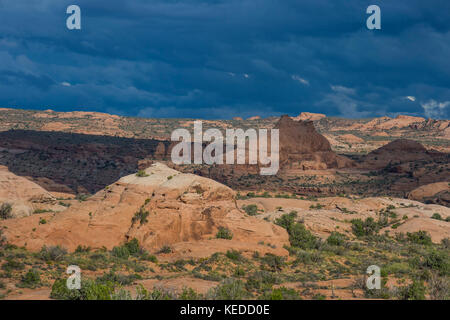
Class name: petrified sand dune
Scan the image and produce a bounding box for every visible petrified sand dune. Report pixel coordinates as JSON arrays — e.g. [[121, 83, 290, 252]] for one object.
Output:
[[239, 196, 450, 243], [0, 163, 289, 257], [0, 166, 56, 218], [408, 182, 450, 206]]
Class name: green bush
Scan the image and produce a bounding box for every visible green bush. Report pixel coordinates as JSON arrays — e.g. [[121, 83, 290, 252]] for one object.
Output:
[[242, 204, 258, 216], [50, 278, 116, 300], [1, 260, 25, 272], [261, 253, 285, 272], [136, 170, 149, 177], [407, 231, 432, 246], [158, 245, 172, 254], [39, 245, 67, 261], [423, 250, 449, 276], [397, 279, 426, 300], [431, 213, 442, 220], [245, 271, 279, 291], [17, 269, 41, 288], [351, 218, 379, 237], [111, 245, 129, 259], [207, 279, 250, 300], [96, 271, 140, 286], [260, 287, 301, 300], [326, 232, 346, 246], [275, 212, 317, 249], [216, 227, 233, 240], [132, 207, 149, 225], [0, 203, 12, 220], [226, 250, 242, 261]]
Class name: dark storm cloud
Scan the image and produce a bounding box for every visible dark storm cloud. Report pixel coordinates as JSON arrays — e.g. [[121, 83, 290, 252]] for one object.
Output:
[[0, 0, 449, 119]]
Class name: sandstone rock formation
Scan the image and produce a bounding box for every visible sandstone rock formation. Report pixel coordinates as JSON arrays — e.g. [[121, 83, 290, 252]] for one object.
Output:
[[408, 182, 450, 207], [361, 139, 441, 170], [275, 116, 354, 170], [0, 163, 289, 257], [0, 166, 56, 218], [292, 112, 326, 121]]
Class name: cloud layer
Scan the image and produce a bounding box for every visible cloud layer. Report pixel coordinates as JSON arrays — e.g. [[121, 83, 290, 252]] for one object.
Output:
[[0, 0, 449, 119]]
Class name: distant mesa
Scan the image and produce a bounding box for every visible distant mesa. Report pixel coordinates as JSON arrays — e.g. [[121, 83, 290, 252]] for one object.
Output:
[[247, 116, 261, 120], [232, 117, 243, 121], [292, 112, 326, 121]]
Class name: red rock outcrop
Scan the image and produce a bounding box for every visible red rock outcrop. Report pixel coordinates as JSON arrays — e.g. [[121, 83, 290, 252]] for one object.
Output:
[[275, 116, 354, 170], [292, 112, 326, 121], [0, 163, 289, 257]]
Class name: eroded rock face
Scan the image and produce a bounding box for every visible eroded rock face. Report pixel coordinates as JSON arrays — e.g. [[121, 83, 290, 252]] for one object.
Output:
[[408, 182, 450, 207], [0, 163, 289, 257], [275, 115, 354, 170], [0, 166, 56, 218]]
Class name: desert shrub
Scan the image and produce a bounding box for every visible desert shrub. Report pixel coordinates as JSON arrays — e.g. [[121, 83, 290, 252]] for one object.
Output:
[[422, 250, 449, 276], [309, 203, 324, 210], [207, 279, 250, 300], [50, 278, 116, 300], [75, 194, 90, 202], [0, 203, 12, 220], [157, 245, 172, 254], [397, 279, 426, 300], [125, 238, 141, 256], [0, 280, 5, 289], [111, 245, 130, 260], [441, 238, 450, 249], [1, 260, 25, 272], [326, 232, 346, 246], [141, 252, 158, 263], [428, 273, 450, 300], [132, 207, 149, 225], [295, 250, 323, 265], [0, 229, 6, 247], [179, 287, 202, 300], [260, 287, 301, 300], [75, 245, 91, 253], [17, 269, 41, 288], [383, 262, 411, 276], [242, 204, 258, 216], [96, 271, 140, 286], [39, 245, 67, 262], [351, 218, 379, 237], [431, 213, 442, 220], [226, 250, 243, 261], [274, 211, 297, 230], [289, 223, 317, 250], [245, 271, 279, 291], [275, 212, 317, 249], [39, 218, 47, 225], [134, 285, 175, 300], [407, 231, 432, 246], [136, 170, 149, 177], [216, 227, 233, 240], [261, 253, 285, 272]]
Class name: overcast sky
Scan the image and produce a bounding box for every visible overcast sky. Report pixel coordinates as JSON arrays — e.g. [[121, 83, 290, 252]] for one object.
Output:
[[0, 0, 449, 119]]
